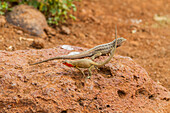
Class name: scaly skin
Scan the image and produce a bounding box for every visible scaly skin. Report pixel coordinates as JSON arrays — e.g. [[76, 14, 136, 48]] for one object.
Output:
[[30, 37, 126, 65], [63, 26, 125, 78]]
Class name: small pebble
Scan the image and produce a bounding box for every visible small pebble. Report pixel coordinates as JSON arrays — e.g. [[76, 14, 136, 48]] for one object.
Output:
[[61, 26, 71, 35]]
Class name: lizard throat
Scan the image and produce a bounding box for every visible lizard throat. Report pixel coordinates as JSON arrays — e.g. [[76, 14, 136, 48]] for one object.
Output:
[[63, 62, 74, 67]]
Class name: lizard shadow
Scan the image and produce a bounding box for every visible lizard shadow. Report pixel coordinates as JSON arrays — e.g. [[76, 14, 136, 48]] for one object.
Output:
[[70, 70, 94, 89], [98, 67, 113, 78], [62, 67, 113, 89]]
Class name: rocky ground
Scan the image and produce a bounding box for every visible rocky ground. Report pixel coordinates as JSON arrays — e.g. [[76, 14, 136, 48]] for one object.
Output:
[[0, 0, 169, 112], [0, 47, 169, 112]]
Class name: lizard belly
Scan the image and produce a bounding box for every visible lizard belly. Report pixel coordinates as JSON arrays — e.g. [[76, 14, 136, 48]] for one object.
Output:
[[73, 59, 94, 68]]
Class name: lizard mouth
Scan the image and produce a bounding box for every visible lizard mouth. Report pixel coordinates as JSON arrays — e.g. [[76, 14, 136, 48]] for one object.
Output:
[[117, 39, 126, 47], [117, 44, 121, 47]]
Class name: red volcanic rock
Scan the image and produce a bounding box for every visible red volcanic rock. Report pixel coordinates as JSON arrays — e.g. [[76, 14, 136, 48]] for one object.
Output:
[[0, 46, 169, 112], [5, 5, 48, 38]]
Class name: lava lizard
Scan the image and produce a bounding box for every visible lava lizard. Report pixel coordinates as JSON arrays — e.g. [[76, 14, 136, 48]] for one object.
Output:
[[62, 26, 121, 78], [30, 37, 126, 65]]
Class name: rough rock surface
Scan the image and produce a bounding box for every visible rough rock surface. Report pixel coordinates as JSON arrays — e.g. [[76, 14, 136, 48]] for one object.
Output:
[[0, 16, 6, 26], [5, 5, 48, 37], [0, 46, 169, 112]]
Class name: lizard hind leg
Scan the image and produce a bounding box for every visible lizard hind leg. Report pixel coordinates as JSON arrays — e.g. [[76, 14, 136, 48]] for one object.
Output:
[[75, 66, 85, 78], [87, 65, 95, 79]]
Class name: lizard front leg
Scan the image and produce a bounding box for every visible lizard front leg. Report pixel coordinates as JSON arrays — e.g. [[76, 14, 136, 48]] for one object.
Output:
[[91, 52, 102, 60], [75, 66, 85, 78]]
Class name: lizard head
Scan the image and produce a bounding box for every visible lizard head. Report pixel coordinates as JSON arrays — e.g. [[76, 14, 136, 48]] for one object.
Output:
[[116, 37, 126, 47], [62, 60, 75, 67]]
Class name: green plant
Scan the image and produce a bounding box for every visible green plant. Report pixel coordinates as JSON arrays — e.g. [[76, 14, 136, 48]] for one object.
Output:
[[21, 0, 77, 25], [0, 1, 10, 15], [1, 0, 77, 25]]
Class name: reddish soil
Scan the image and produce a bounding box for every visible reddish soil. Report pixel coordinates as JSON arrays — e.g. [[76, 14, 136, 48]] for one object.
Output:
[[0, 0, 170, 92]]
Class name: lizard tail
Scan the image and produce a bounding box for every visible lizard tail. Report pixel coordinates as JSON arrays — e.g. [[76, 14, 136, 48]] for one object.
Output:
[[29, 53, 89, 65], [29, 57, 60, 65]]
